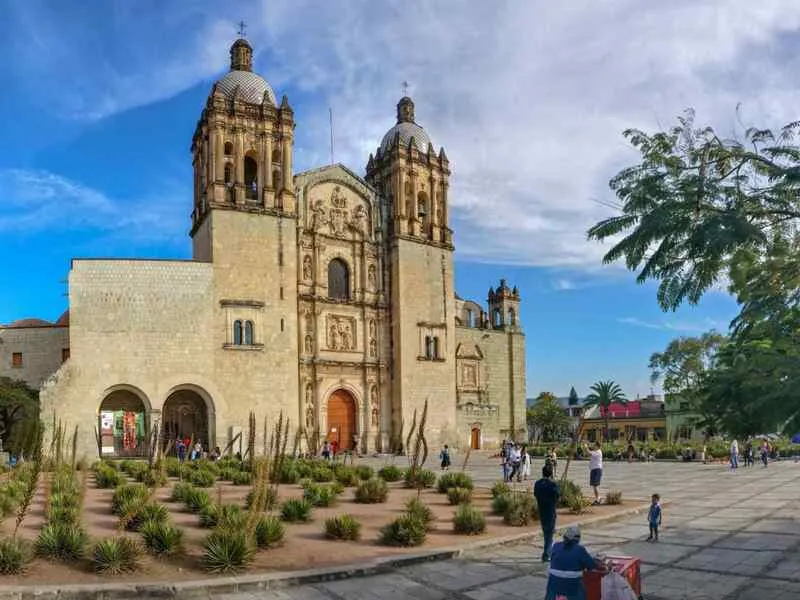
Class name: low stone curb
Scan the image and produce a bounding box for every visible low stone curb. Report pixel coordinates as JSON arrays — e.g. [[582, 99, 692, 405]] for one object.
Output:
[[0, 503, 649, 600]]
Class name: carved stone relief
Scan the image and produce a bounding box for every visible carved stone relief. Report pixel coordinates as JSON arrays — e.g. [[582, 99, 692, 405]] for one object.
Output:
[[326, 315, 356, 351]]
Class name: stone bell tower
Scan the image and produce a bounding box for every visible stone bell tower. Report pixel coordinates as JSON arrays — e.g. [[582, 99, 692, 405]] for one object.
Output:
[[366, 96, 457, 448]]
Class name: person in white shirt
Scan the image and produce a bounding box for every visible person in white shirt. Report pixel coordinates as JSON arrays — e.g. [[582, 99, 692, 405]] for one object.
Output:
[[584, 442, 604, 505], [730, 439, 739, 470]]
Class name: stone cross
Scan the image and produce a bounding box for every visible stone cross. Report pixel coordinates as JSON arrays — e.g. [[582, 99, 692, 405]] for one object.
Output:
[[237, 21, 247, 38], [402, 81, 409, 96]]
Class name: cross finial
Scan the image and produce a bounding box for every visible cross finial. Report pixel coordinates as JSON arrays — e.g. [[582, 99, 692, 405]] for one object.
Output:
[[237, 20, 247, 38], [402, 81, 409, 97]]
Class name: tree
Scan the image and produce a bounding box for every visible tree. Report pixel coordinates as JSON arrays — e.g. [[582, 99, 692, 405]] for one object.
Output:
[[568, 386, 579, 406], [585, 380, 627, 441], [586, 111, 800, 436], [526, 392, 570, 443], [649, 331, 726, 437], [587, 110, 800, 314], [0, 377, 39, 452]]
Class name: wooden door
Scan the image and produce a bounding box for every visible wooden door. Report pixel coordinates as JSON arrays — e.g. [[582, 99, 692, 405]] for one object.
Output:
[[327, 390, 356, 451], [470, 428, 481, 450]]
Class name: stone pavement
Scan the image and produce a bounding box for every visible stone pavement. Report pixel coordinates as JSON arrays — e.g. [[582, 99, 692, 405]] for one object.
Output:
[[211, 459, 800, 600]]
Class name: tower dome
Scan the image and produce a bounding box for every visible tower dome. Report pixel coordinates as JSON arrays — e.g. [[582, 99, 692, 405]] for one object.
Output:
[[213, 37, 277, 106], [379, 96, 432, 154]]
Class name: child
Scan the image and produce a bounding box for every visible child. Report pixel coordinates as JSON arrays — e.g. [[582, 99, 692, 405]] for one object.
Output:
[[439, 444, 451, 471], [647, 494, 662, 542]]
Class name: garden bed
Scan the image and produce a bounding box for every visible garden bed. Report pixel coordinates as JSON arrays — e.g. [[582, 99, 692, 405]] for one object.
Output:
[[0, 472, 632, 586]]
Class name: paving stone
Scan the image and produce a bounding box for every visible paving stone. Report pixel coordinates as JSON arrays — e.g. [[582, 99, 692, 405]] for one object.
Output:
[[643, 566, 748, 598], [715, 531, 798, 551]]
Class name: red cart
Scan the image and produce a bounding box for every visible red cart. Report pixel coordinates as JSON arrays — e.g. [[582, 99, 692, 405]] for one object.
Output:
[[582, 555, 642, 600]]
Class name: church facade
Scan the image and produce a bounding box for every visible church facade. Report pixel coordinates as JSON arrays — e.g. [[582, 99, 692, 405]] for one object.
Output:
[[2, 37, 526, 460]]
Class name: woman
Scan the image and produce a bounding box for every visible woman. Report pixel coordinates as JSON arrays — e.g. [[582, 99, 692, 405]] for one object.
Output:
[[545, 526, 605, 600], [520, 445, 532, 480]]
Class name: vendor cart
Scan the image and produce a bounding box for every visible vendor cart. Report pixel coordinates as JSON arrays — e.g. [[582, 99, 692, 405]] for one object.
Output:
[[583, 555, 643, 600]]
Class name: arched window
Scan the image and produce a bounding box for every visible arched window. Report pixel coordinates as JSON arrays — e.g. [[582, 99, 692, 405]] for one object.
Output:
[[417, 191, 429, 223], [244, 320, 254, 345], [508, 308, 516, 326], [272, 148, 281, 164], [327, 258, 350, 300], [273, 167, 282, 192], [244, 155, 258, 200], [493, 309, 502, 328], [224, 142, 233, 156], [224, 163, 233, 184], [466, 309, 475, 328], [233, 320, 243, 345]]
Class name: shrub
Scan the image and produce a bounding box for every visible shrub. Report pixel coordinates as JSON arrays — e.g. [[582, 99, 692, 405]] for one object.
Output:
[[404, 468, 437, 489], [404, 497, 436, 531], [568, 494, 590, 514], [138, 468, 168, 487], [0, 493, 17, 518], [378, 465, 404, 482], [502, 493, 538, 526], [491, 493, 512, 516], [254, 516, 285, 549], [355, 465, 375, 481], [218, 466, 239, 482], [278, 464, 299, 484], [170, 482, 194, 502], [303, 483, 340, 507], [164, 458, 183, 477], [324, 514, 362, 541], [354, 478, 389, 504], [379, 515, 427, 547], [437, 472, 474, 493], [605, 490, 623, 505], [333, 466, 360, 487], [35, 523, 88, 561], [125, 503, 169, 532], [558, 480, 583, 509], [310, 467, 334, 482], [0, 538, 33, 574], [190, 469, 217, 488], [245, 486, 279, 511], [232, 471, 252, 486], [201, 529, 254, 573], [281, 498, 313, 523], [91, 537, 141, 574], [140, 520, 184, 556], [95, 465, 124, 489], [446, 487, 472, 505], [183, 488, 211, 513], [490, 481, 511, 498], [199, 504, 246, 530], [453, 504, 486, 535], [111, 483, 148, 516], [46, 505, 80, 526]]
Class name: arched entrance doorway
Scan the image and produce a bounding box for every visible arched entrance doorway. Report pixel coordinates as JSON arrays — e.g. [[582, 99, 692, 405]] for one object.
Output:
[[326, 389, 356, 452], [162, 388, 211, 453], [470, 427, 482, 450], [98, 387, 149, 458]]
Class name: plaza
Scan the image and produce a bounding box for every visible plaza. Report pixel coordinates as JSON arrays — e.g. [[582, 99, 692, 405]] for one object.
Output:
[[211, 458, 800, 600]]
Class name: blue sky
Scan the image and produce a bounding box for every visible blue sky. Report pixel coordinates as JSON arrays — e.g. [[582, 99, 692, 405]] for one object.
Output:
[[4, 0, 798, 397]]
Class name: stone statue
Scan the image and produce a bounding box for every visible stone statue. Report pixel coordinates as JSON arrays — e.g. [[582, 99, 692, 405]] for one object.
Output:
[[369, 320, 376, 337], [312, 200, 327, 229], [306, 407, 314, 431], [341, 323, 352, 350], [371, 406, 379, 427], [352, 205, 367, 234], [367, 264, 376, 288], [329, 323, 339, 349], [304, 334, 313, 353], [303, 255, 312, 280], [305, 384, 312, 405], [369, 338, 377, 357]]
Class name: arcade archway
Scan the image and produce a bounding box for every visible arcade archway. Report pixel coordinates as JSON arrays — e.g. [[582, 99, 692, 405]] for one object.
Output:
[[162, 387, 213, 452], [98, 387, 150, 458]]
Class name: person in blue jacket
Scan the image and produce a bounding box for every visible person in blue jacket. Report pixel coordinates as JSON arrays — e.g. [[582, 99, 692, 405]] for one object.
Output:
[[545, 525, 605, 600]]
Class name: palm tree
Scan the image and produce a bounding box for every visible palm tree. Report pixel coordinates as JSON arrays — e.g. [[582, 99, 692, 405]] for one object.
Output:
[[585, 380, 627, 442]]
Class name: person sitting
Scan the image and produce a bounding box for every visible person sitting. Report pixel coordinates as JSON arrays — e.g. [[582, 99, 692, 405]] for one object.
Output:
[[545, 526, 606, 600]]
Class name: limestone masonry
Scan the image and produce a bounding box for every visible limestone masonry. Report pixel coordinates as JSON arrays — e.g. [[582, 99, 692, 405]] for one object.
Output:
[[0, 37, 526, 460]]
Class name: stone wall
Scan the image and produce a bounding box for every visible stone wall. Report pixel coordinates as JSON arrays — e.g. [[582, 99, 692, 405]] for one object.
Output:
[[0, 326, 69, 389]]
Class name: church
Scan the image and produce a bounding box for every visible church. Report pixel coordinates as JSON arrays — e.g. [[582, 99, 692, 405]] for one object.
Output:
[[0, 36, 527, 460]]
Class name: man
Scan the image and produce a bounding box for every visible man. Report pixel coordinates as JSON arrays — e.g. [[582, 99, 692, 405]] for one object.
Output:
[[509, 444, 522, 482], [545, 526, 605, 600], [584, 441, 603, 505], [533, 464, 560, 562]]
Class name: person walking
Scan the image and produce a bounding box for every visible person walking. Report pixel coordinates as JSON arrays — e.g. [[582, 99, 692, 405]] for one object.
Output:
[[730, 439, 739, 470], [584, 442, 603, 505], [646, 493, 662, 542], [545, 526, 606, 600], [509, 444, 522, 482], [760, 441, 769, 467], [534, 465, 560, 562], [439, 444, 451, 471]]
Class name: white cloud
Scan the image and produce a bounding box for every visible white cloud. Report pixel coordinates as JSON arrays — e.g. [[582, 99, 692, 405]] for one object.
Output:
[[617, 316, 727, 333], [0, 169, 187, 247], [553, 279, 577, 292], [8, 0, 800, 270]]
